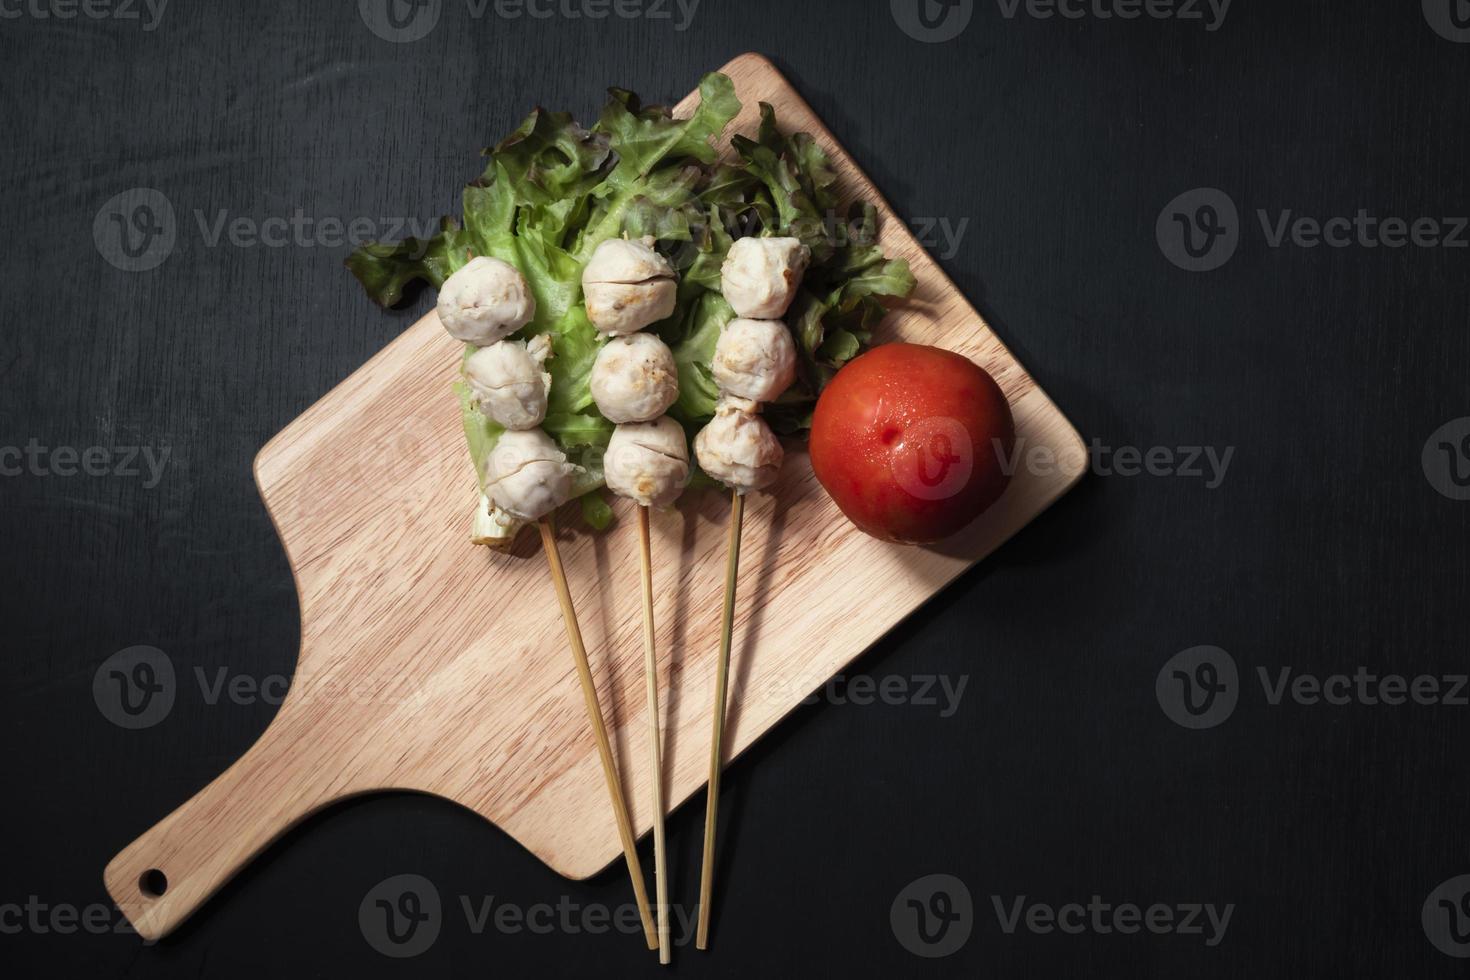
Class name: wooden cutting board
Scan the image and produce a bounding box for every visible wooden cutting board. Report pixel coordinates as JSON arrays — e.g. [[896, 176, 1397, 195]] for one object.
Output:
[[103, 52, 1086, 941]]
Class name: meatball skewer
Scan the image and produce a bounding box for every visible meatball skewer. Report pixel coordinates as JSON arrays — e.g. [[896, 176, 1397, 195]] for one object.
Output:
[[583, 236, 687, 964], [439, 256, 660, 953], [693, 237, 804, 950]]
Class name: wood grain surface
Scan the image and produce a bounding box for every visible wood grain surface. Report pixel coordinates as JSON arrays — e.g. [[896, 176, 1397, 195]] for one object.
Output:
[[101, 52, 1084, 941]]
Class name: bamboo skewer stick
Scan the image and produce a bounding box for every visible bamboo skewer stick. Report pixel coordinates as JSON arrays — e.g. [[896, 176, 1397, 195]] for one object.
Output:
[[695, 487, 745, 950], [636, 506, 671, 965], [537, 516, 659, 952]]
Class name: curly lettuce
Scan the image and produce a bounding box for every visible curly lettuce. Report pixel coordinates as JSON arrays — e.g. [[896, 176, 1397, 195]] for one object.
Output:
[[347, 72, 914, 533]]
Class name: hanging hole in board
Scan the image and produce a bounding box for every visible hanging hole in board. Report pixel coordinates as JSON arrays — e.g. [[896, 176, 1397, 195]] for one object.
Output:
[[139, 869, 168, 898]]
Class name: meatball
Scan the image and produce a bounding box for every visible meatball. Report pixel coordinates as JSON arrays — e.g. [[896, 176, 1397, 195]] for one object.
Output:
[[583, 237, 678, 335], [693, 397, 784, 494], [711, 317, 797, 403], [604, 416, 690, 508], [484, 428, 578, 521], [438, 256, 536, 346], [590, 332, 680, 424], [464, 334, 553, 431], [720, 237, 810, 320]]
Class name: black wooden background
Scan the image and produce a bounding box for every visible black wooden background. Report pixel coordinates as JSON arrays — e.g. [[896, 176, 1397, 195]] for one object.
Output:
[[3, 1, 1469, 976]]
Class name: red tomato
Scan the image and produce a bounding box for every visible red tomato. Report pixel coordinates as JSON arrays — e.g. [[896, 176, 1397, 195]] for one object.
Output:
[[809, 343, 1016, 544]]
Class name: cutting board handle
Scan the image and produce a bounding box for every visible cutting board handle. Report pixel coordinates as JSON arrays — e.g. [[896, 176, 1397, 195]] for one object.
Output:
[[103, 720, 340, 940]]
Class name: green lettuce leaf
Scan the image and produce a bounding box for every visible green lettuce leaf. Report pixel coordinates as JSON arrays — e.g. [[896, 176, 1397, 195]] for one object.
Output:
[[344, 217, 471, 307], [349, 72, 915, 537], [580, 491, 614, 531], [456, 381, 501, 492], [595, 74, 740, 189], [660, 289, 733, 424]]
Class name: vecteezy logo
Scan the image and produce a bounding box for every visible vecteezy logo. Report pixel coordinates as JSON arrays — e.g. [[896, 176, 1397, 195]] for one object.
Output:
[[93, 188, 176, 273], [1422, 418, 1470, 500], [92, 646, 176, 729], [890, 417, 974, 501], [359, 874, 441, 957], [1423, 875, 1470, 957], [1156, 646, 1239, 729], [891, 0, 974, 43], [1424, 0, 1470, 42], [891, 873, 973, 958], [1156, 188, 1240, 272], [358, 0, 441, 43]]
